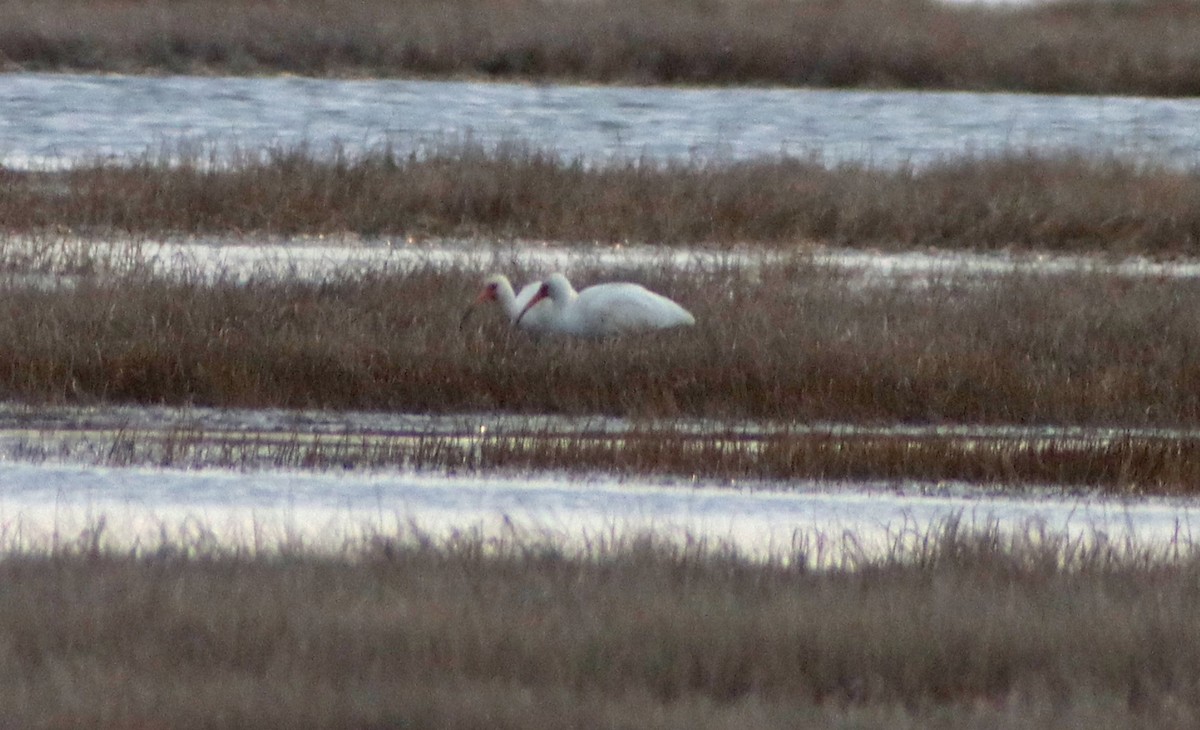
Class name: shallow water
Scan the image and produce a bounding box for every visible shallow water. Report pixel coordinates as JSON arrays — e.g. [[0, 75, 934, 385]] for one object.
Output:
[[3, 73, 1199, 169], [11, 235, 1200, 288], [0, 402, 1197, 562], [0, 460, 1194, 564], [3, 401, 1200, 448]]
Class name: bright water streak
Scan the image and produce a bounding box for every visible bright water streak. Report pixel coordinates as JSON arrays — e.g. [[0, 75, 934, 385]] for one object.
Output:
[[2, 73, 1200, 169], [15, 236, 1200, 289], [0, 462, 1196, 565]]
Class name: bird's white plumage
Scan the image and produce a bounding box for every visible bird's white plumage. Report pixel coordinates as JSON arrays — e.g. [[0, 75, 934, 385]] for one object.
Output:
[[515, 272, 695, 337], [461, 274, 555, 332]]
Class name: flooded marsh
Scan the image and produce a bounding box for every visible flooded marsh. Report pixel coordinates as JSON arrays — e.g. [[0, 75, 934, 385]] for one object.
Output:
[[6, 25, 1200, 727], [9, 12, 1200, 724], [6, 408, 1200, 495], [0, 240, 1198, 428]]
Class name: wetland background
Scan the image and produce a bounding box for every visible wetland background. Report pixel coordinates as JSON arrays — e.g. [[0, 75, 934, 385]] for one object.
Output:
[[5, 0, 1200, 726]]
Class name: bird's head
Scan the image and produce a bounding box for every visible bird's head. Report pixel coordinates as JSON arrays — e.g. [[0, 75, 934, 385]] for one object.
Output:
[[514, 281, 551, 328], [460, 277, 504, 331]]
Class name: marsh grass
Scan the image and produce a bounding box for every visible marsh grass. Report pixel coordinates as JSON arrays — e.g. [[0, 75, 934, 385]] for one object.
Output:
[[3, 0, 1200, 95], [6, 146, 1200, 253], [28, 423, 1200, 494], [2, 256, 1200, 430], [3, 518, 1200, 727]]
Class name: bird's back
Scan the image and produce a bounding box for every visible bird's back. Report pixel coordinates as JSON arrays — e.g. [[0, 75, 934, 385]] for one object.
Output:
[[576, 283, 694, 336]]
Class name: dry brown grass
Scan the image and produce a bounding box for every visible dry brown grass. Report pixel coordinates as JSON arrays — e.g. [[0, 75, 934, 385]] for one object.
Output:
[[0, 253, 1198, 432], [3, 0, 1200, 95], [39, 423, 1200, 495], [5, 147, 1200, 253], [2, 519, 1199, 727]]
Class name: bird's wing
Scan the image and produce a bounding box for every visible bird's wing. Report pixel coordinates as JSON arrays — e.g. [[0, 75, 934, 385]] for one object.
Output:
[[586, 286, 687, 335]]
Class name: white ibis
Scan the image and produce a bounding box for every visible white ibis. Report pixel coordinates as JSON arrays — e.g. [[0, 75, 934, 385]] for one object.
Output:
[[460, 273, 555, 332], [514, 272, 695, 337]]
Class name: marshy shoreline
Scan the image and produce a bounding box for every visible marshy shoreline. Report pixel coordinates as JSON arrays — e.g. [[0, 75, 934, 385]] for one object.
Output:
[[5, 141, 1200, 490]]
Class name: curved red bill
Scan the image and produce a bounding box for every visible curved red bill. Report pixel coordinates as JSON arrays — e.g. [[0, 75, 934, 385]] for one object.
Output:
[[514, 285, 550, 328]]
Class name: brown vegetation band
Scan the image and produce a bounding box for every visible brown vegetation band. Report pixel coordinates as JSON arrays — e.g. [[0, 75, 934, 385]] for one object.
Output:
[[2, 520, 1200, 726], [0, 259, 1198, 432], [3, 0, 1200, 95], [54, 423, 1200, 495], [4, 147, 1200, 253]]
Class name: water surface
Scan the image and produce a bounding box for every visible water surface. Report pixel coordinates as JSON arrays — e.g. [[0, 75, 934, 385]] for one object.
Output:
[[3, 73, 1199, 168], [12, 235, 1200, 287], [0, 460, 1193, 564], [0, 401, 1195, 563]]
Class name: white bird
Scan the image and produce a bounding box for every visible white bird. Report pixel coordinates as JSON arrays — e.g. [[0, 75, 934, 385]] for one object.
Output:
[[514, 272, 695, 337], [460, 273, 555, 332]]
